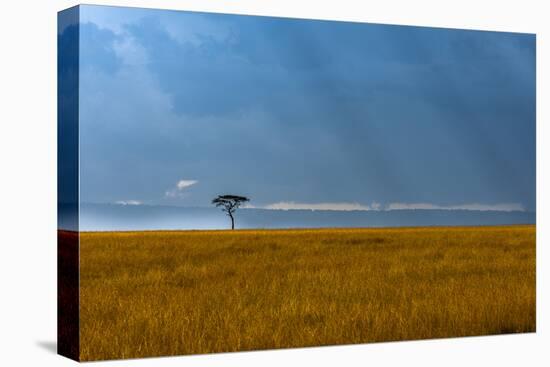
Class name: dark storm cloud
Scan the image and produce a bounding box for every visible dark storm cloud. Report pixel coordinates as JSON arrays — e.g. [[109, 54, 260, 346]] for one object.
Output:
[[75, 5, 535, 211]]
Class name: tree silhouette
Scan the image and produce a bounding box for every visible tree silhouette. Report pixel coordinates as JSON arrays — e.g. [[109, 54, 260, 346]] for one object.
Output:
[[212, 195, 250, 230]]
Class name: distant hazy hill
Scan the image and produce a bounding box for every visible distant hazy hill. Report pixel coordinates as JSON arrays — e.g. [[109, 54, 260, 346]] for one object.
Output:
[[58, 203, 536, 231]]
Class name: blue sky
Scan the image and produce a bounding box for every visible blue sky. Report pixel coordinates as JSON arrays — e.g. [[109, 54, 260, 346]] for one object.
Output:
[[68, 5, 536, 212]]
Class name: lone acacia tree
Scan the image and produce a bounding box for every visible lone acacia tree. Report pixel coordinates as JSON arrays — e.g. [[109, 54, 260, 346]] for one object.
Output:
[[212, 195, 250, 230]]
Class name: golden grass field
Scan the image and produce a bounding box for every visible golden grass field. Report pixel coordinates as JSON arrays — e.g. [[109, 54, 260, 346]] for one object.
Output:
[[79, 225, 535, 361]]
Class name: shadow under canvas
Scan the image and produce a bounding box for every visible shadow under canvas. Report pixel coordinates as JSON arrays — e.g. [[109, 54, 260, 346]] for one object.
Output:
[[37, 340, 57, 354]]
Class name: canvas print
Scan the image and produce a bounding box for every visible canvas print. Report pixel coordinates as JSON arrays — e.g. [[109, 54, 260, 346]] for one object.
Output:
[[58, 4, 536, 362]]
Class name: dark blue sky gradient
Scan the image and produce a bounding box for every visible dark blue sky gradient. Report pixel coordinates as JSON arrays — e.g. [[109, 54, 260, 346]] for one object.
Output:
[[71, 5, 535, 211]]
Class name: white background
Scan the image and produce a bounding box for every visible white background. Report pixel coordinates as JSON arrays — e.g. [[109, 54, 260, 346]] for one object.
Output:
[[0, 0, 547, 365]]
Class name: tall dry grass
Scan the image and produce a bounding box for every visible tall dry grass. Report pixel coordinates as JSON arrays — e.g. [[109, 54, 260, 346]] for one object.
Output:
[[79, 225, 535, 361]]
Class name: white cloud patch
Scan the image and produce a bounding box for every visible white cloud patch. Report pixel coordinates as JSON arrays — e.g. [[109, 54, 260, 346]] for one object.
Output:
[[165, 179, 198, 198], [370, 202, 382, 211], [115, 200, 142, 205], [263, 202, 374, 211], [385, 202, 525, 212], [257, 201, 525, 212], [386, 203, 440, 210], [177, 180, 198, 189]]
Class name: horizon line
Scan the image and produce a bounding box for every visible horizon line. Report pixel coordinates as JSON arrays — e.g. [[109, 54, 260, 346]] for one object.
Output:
[[77, 201, 534, 213]]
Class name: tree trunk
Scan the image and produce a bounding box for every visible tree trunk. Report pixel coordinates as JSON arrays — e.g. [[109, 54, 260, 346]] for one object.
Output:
[[229, 213, 234, 230]]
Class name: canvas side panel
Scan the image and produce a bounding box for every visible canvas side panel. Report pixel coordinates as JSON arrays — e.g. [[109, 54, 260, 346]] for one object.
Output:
[[57, 5, 80, 362]]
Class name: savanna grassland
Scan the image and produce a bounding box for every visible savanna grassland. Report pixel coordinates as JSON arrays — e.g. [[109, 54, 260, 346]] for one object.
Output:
[[78, 225, 535, 361]]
